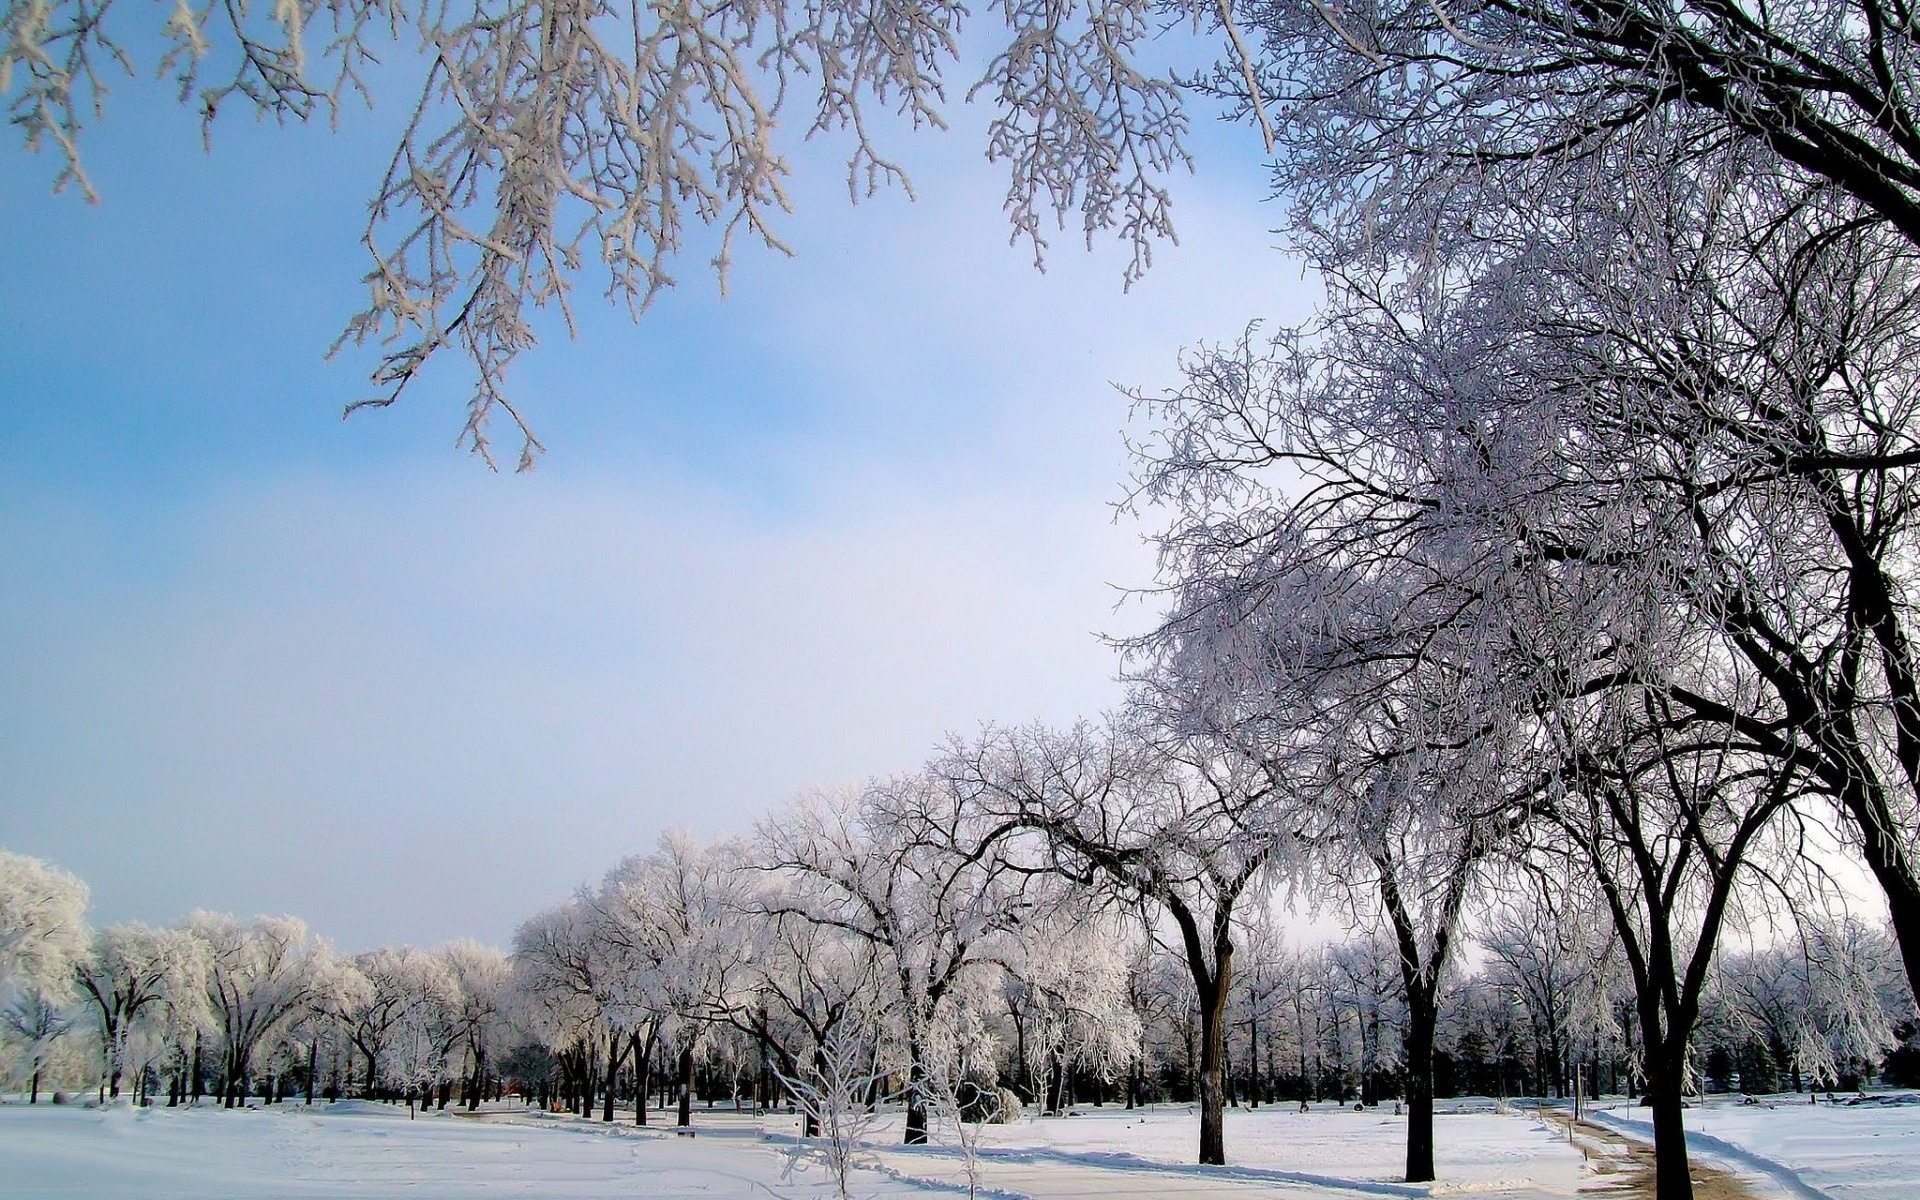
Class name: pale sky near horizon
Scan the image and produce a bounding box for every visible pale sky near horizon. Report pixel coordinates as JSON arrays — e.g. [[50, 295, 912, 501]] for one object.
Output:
[[0, 48, 1318, 953]]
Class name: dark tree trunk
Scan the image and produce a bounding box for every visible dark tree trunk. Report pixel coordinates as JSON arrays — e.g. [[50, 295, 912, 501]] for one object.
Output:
[[602, 1031, 624, 1123], [904, 1058, 929, 1144], [468, 1044, 486, 1111], [579, 1043, 596, 1118], [1249, 1009, 1260, 1109], [1196, 979, 1227, 1166], [1644, 1056, 1694, 1200], [804, 1045, 826, 1137], [1403, 996, 1437, 1183], [677, 1044, 695, 1127], [1862, 812, 1920, 1011], [633, 1031, 649, 1126]]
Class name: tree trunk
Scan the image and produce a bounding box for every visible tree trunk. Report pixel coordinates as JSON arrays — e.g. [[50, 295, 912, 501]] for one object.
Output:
[[633, 1032, 648, 1126], [1197, 978, 1227, 1166], [1249, 1009, 1260, 1109], [306, 1041, 318, 1105], [603, 1032, 623, 1123], [1875, 852, 1920, 1014], [904, 1057, 929, 1144], [677, 1043, 695, 1127], [1645, 1062, 1695, 1200], [1403, 994, 1437, 1183], [804, 1044, 825, 1137], [579, 1043, 596, 1118]]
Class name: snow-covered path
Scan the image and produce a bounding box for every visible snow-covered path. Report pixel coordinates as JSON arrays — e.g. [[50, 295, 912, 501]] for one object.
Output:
[[1589, 1097, 1919, 1200]]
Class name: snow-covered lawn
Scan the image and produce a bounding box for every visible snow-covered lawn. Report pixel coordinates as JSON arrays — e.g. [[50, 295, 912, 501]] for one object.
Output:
[[1590, 1095, 1919, 1200], [0, 1095, 1911, 1200]]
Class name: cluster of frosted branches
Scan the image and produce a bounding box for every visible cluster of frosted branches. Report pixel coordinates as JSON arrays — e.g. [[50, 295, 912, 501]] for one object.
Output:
[[5, 0, 1222, 466], [2, 0, 403, 198], [1234, 0, 1920, 274]]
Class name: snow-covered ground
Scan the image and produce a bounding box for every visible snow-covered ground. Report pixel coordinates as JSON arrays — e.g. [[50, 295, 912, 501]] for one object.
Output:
[[0, 1101, 915, 1200], [837, 1101, 1590, 1198], [1590, 1094, 1919, 1200], [0, 1095, 1911, 1200]]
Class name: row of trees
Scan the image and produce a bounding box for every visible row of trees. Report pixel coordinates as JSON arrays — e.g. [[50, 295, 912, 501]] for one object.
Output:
[[0, 849, 512, 1112], [6, 733, 1912, 1182]]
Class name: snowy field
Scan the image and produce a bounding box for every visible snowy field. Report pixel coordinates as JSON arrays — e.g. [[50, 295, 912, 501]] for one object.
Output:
[[0, 1096, 1912, 1200]]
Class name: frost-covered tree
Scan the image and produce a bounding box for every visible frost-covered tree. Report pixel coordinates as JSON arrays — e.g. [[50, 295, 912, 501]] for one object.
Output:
[[0, 849, 89, 1006], [382, 961, 460, 1114], [1127, 310, 1540, 1177], [1323, 932, 1404, 1105], [1, 982, 74, 1102], [74, 923, 208, 1099], [1117, 934, 1182, 1106], [1272, 942, 1332, 1102], [1126, 84, 1920, 1190], [768, 987, 890, 1200], [438, 939, 513, 1108], [741, 904, 886, 1138], [1436, 970, 1526, 1098], [1719, 917, 1909, 1094], [574, 872, 669, 1123], [185, 911, 335, 1107], [1000, 906, 1141, 1115], [1217, 27, 1920, 1022], [0, 850, 90, 1103], [338, 945, 458, 1099], [952, 719, 1285, 1165], [1225, 905, 1289, 1106], [761, 773, 1034, 1146], [1480, 888, 1621, 1100], [590, 831, 752, 1126], [1519, 660, 1809, 1193], [511, 897, 618, 1116]]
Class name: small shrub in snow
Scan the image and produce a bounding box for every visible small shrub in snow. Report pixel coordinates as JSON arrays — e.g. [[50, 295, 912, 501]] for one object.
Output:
[[991, 1088, 1024, 1124]]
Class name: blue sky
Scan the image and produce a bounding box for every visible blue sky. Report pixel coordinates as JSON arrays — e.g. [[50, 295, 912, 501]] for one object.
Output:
[[0, 55, 1316, 951]]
